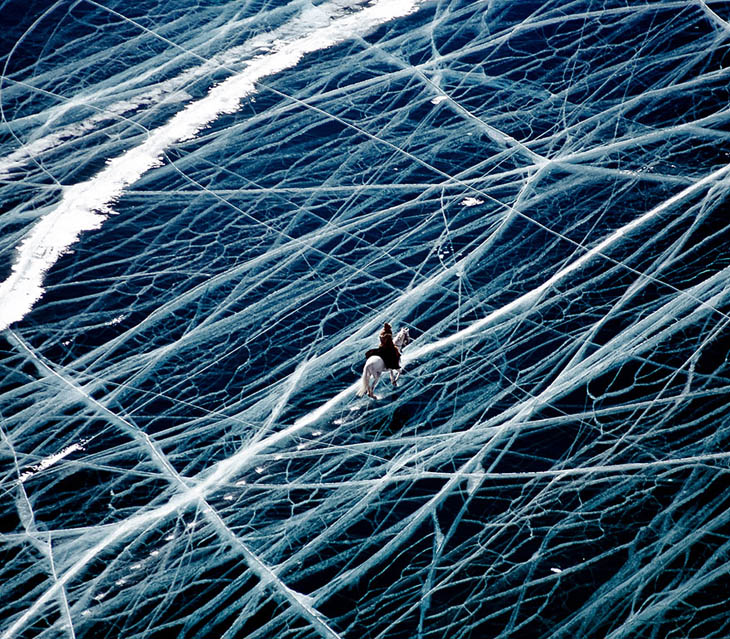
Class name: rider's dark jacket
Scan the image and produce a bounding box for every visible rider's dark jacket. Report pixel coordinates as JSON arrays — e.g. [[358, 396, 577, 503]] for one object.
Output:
[[365, 331, 400, 369]]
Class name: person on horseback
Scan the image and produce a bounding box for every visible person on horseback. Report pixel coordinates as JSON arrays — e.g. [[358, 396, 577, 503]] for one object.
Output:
[[358, 323, 410, 397], [365, 322, 401, 370]]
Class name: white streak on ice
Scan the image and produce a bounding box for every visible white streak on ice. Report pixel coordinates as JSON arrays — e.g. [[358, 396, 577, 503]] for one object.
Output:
[[0, 0, 372, 180], [460, 196, 483, 206], [0, 0, 423, 332], [18, 441, 87, 484]]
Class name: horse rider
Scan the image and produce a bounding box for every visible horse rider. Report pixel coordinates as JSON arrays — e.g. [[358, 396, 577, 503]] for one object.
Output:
[[365, 322, 401, 370]]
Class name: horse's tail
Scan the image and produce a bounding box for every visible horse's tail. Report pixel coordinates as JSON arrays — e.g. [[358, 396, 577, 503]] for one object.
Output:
[[356, 364, 369, 397]]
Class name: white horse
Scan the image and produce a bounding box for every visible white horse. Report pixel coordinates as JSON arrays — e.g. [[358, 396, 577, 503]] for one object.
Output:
[[357, 327, 411, 398]]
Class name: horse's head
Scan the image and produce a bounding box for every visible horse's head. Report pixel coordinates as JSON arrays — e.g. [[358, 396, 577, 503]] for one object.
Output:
[[395, 327, 411, 348]]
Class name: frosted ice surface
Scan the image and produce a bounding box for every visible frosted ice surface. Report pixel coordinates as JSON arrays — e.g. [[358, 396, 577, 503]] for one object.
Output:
[[2, 1, 730, 638]]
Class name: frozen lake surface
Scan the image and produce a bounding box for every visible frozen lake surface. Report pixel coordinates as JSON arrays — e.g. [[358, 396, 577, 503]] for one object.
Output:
[[2, 1, 730, 637]]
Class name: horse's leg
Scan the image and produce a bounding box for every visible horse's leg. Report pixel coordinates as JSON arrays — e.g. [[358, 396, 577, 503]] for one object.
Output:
[[369, 359, 386, 398], [369, 371, 381, 398], [389, 369, 397, 387]]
